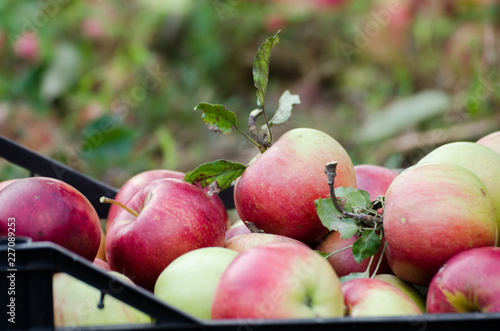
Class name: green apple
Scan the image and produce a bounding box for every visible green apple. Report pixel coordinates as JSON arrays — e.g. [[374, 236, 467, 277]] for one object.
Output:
[[154, 247, 239, 319], [374, 274, 426, 313], [53, 272, 151, 327]]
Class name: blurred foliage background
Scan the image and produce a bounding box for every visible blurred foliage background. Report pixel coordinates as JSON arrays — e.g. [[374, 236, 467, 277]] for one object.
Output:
[[1, 0, 499, 188]]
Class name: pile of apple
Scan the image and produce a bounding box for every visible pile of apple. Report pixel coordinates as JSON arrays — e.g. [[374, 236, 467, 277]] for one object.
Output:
[[2, 31, 500, 326]]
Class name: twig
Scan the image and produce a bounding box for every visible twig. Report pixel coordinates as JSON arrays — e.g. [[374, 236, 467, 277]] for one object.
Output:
[[324, 162, 383, 227]]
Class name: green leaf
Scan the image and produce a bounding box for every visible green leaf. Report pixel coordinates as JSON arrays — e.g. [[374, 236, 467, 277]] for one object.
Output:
[[184, 160, 246, 191], [195, 103, 238, 134], [335, 187, 372, 214], [253, 30, 280, 108], [352, 230, 382, 264], [315, 198, 359, 239], [339, 272, 367, 283], [262, 90, 301, 129]]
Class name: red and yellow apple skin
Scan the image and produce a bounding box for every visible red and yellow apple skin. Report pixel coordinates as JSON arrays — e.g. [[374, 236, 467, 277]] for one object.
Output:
[[234, 128, 357, 245], [224, 232, 308, 253], [383, 162, 497, 286], [427, 246, 500, 313], [211, 242, 344, 319], [106, 178, 226, 291], [418, 141, 500, 240], [342, 278, 422, 317]]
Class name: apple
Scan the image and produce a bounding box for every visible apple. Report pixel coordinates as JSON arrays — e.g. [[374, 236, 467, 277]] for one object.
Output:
[[93, 258, 111, 271], [105, 178, 227, 291], [383, 162, 497, 286], [0, 177, 101, 261], [154, 247, 239, 319], [341, 278, 422, 317], [211, 242, 344, 319], [234, 128, 357, 245], [312, 230, 392, 278], [0, 179, 17, 192], [107, 169, 227, 231], [374, 274, 426, 313], [354, 164, 398, 201], [225, 232, 309, 253], [107, 169, 185, 230], [53, 272, 151, 327], [225, 220, 251, 241], [427, 246, 500, 313], [477, 131, 500, 156], [418, 141, 500, 239]]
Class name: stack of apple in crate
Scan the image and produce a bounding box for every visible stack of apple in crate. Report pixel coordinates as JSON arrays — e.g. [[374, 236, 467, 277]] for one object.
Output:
[[2, 32, 500, 327]]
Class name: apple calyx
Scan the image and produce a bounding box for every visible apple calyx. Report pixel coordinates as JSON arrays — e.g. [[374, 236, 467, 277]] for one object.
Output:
[[100, 196, 139, 218]]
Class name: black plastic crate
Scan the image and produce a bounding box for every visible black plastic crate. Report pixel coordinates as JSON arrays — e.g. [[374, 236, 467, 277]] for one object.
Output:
[[1, 134, 500, 331]]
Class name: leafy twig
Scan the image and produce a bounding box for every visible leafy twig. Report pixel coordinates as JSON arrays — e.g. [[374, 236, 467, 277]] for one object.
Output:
[[324, 161, 383, 227]]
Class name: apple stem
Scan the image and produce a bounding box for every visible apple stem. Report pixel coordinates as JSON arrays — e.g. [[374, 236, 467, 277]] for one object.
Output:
[[324, 162, 383, 227], [99, 196, 139, 217], [248, 109, 272, 152], [369, 240, 388, 278], [324, 244, 354, 259], [244, 221, 265, 233]]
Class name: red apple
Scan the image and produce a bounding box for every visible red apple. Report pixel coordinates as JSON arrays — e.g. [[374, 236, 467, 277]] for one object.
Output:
[[383, 162, 497, 286], [0, 179, 17, 192], [234, 128, 357, 245], [107, 169, 227, 231], [342, 278, 422, 317], [224, 232, 308, 253], [0, 177, 101, 261], [477, 131, 500, 156], [224, 220, 251, 241], [93, 258, 111, 271], [313, 230, 392, 277], [105, 178, 226, 291], [211, 243, 344, 319], [427, 246, 500, 313], [354, 164, 398, 201], [107, 170, 185, 230], [418, 141, 500, 240]]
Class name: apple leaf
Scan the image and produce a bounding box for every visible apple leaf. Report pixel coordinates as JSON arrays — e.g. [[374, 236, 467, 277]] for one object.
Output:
[[195, 103, 238, 134], [261, 90, 301, 129], [253, 30, 280, 108], [339, 272, 367, 283], [315, 198, 359, 239], [335, 187, 372, 214], [184, 159, 246, 191], [352, 230, 382, 264]]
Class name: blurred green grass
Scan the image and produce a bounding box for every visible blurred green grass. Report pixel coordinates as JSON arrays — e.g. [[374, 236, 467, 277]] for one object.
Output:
[[1, 0, 499, 187]]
